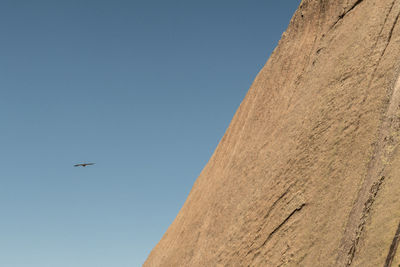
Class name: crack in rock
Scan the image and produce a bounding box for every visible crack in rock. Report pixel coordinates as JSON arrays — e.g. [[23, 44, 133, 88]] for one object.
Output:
[[331, 0, 364, 29], [346, 176, 385, 266], [335, 3, 400, 265], [384, 221, 400, 267], [247, 203, 306, 262]]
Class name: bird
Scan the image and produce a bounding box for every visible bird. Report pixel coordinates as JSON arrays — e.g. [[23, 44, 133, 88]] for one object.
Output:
[[74, 163, 95, 167]]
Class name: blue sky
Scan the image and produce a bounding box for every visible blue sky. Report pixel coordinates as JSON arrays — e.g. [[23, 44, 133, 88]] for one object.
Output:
[[0, 1, 300, 266]]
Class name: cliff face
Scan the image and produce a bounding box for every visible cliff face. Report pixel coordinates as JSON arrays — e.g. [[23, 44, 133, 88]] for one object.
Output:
[[145, 0, 400, 266]]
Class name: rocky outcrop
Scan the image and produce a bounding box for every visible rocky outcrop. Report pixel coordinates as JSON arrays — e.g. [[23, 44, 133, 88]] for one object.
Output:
[[145, 0, 400, 266]]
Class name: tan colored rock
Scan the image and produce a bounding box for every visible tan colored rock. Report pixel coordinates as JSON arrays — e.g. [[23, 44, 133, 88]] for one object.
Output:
[[145, 0, 400, 266]]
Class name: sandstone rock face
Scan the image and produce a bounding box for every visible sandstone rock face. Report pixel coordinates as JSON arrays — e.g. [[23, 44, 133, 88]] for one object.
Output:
[[145, 0, 400, 266]]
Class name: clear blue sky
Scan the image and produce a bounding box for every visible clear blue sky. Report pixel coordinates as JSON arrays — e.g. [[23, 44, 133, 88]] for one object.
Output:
[[0, 1, 300, 266]]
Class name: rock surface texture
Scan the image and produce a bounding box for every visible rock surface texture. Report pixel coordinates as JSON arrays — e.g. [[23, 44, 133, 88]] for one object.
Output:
[[145, 0, 400, 266]]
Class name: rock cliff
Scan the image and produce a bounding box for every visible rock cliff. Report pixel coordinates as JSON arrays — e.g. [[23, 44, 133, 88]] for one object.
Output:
[[145, 0, 400, 266]]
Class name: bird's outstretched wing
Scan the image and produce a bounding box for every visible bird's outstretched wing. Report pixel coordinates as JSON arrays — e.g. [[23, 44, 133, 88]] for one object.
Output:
[[74, 163, 95, 167]]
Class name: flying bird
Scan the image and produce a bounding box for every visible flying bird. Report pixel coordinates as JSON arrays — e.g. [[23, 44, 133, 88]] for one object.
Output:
[[74, 163, 95, 167]]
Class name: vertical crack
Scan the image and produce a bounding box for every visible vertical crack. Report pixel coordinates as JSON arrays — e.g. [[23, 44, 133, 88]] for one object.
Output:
[[346, 176, 385, 266], [384, 221, 400, 267], [377, 10, 400, 68], [336, 5, 400, 265]]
